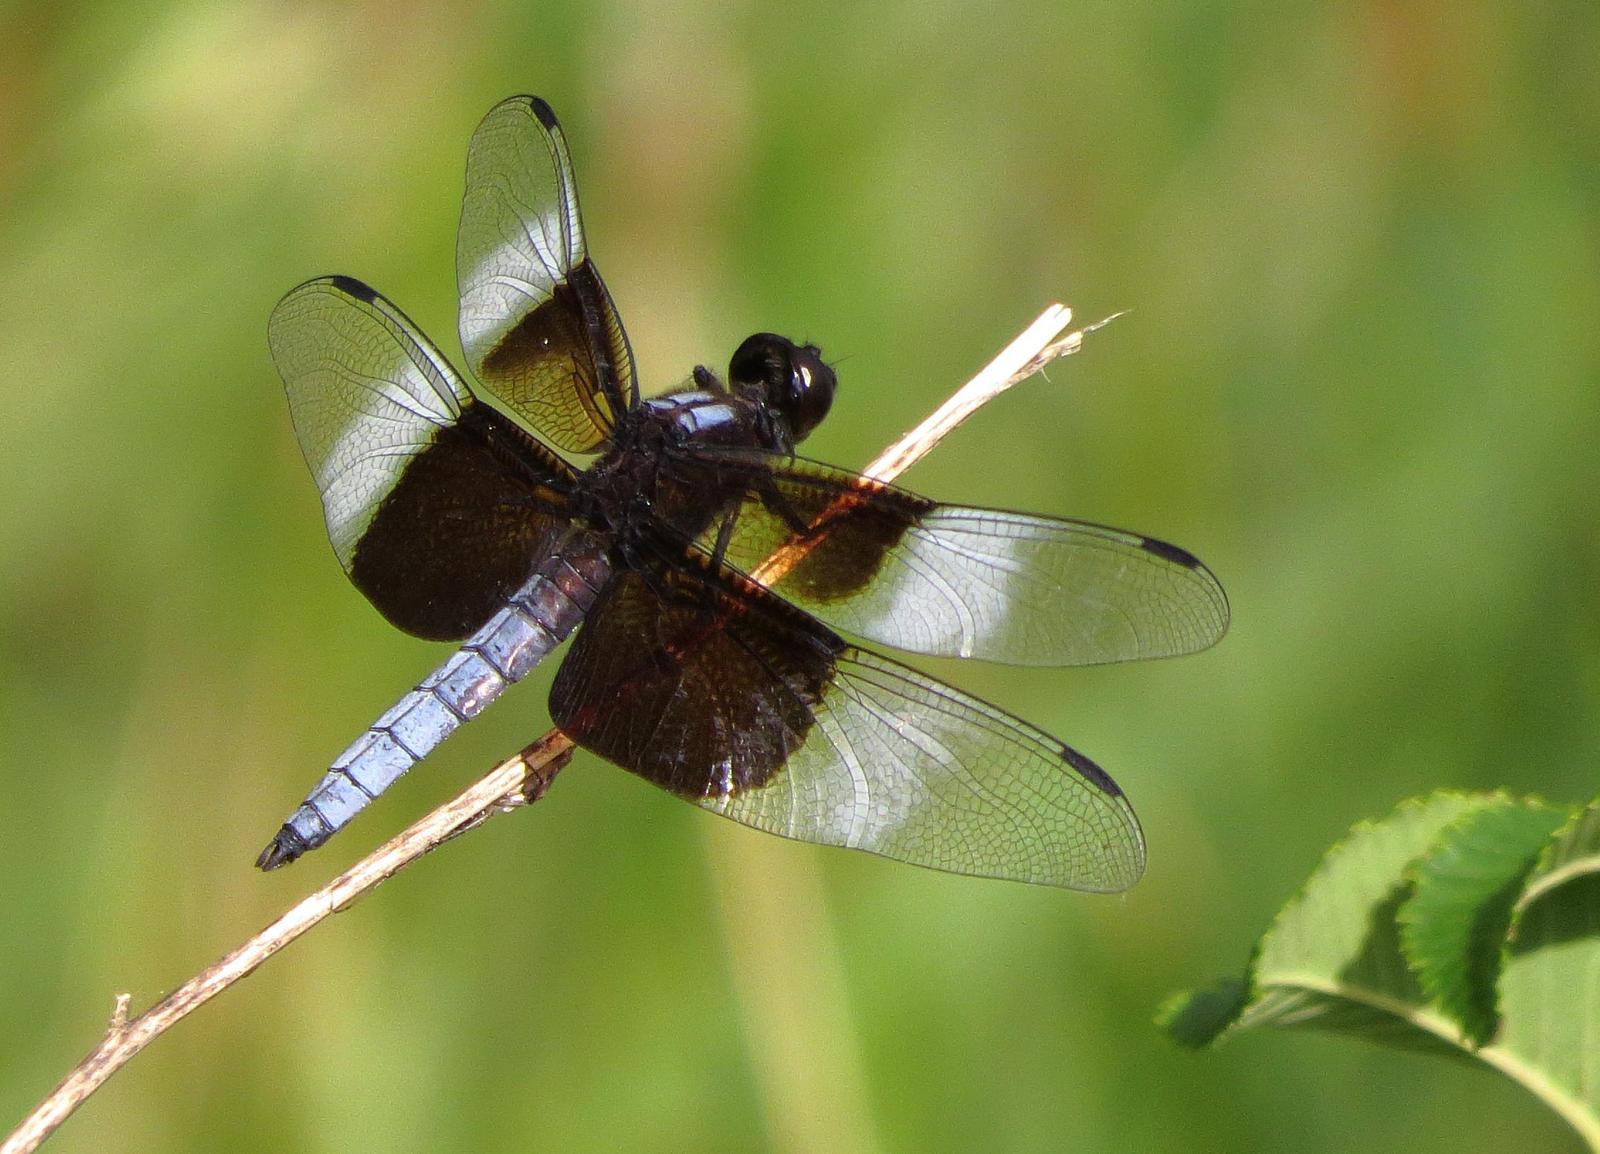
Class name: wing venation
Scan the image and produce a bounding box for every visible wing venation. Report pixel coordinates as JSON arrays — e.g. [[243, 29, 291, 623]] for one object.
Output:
[[549, 555, 1144, 890], [456, 96, 635, 452], [674, 450, 1229, 666], [269, 275, 577, 640]]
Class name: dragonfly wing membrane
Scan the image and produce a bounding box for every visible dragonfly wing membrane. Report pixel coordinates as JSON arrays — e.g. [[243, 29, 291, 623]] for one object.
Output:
[[549, 556, 1144, 890], [456, 96, 635, 452], [681, 451, 1229, 666], [269, 275, 577, 640]]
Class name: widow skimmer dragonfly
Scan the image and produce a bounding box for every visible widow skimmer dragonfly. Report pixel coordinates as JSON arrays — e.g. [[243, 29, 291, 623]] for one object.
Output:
[[259, 96, 1228, 889]]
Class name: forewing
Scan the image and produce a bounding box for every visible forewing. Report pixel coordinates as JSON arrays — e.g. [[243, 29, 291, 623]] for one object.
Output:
[[680, 451, 1228, 666], [269, 275, 577, 640], [456, 96, 635, 452], [549, 557, 1144, 890]]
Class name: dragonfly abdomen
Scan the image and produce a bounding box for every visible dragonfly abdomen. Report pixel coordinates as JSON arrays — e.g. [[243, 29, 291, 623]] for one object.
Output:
[[256, 535, 611, 869]]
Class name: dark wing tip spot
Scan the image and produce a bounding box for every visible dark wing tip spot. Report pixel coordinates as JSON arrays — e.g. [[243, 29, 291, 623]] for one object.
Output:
[[1139, 535, 1203, 569], [527, 96, 561, 130], [326, 274, 378, 303], [1061, 745, 1124, 798]]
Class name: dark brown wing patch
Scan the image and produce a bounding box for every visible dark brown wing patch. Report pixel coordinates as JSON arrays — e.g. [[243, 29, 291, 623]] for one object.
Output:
[[350, 403, 576, 640], [549, 558, 843, 798], [755, 475, 931, 603], [476, 263, 632, 453]]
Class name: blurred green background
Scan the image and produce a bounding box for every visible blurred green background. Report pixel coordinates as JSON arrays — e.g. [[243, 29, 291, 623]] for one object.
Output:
[[1, 2, 1596, 1151]]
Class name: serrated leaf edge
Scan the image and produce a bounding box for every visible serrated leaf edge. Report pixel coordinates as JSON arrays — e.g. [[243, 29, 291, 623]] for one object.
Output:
[[1166, 789, 1600, 1150], [1514, 799, 1600, 917], [1245, 791, 1488, 986], [1175, 793, 1492, 1047], [1395, 794, 1568, 1048]]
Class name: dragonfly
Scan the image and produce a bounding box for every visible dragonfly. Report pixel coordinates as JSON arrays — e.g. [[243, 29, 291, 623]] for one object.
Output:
[[258, 96, 1228, 889]]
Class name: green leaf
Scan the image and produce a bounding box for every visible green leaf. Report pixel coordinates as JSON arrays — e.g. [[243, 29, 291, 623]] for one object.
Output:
[[1492, 794, 1600, 1150], [1155, 976, 1246, 1048], [1242, 791, 1482, 1046], [1516, 794, 1600, 913], [1397, 797, 1568, 1046], [1161, 789, 1600, 1151]]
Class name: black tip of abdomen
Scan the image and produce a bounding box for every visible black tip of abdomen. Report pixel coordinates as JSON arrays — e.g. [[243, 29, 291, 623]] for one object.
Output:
[[256, 827, 310, 871]]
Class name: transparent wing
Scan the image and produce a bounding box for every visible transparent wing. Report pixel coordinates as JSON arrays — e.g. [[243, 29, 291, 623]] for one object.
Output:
[[549, 558, 1144, 890], [456, 96, 635, 452], [740, 647, 1144, 891], [675, 450, 1228, 666], [270, 275, 470, 569], [268, 275, 577, 640]]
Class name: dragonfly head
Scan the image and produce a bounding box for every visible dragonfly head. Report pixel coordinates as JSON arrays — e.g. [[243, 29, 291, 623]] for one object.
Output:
[[728, 332, 836, 445]]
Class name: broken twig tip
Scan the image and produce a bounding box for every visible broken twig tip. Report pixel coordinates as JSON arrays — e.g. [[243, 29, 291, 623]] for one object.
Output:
[[1082, 309, 1129, 335]]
